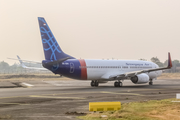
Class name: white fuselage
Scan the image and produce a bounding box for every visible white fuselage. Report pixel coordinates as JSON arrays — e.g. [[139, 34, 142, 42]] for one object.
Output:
[[83, 59, 162, 80]]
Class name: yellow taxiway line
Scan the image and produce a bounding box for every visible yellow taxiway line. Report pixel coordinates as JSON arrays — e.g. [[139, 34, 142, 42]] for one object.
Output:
[[101, 91, 144, 96], [0, 96, 28, 99], [0, 103, 30, 105], [29, 95, 85, 99]]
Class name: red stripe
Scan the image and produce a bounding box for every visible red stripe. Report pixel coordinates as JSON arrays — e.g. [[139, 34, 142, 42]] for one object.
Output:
[[79, 59, 87, 80]]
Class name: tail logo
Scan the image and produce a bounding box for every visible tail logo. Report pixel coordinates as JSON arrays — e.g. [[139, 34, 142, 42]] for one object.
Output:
[[70, 63, 75, 73], [52, 63, 59, 71], [38, 18, 61, 60]]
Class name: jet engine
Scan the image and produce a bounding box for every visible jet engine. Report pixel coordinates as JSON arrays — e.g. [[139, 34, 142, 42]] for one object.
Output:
[[130, 73, 149, 84]]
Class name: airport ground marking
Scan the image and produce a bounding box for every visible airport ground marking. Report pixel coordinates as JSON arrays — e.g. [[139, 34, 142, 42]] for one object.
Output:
[[2, 88, 177, 100], [0, 95, 84, 100], [0, 91, 143, 100], [0, 92, 94, 100], [38, 92, 100, 96], [21, 82, 34, 87], [29, 95, 85, 99], [37, 91, 144, 97], [0, 103, 30, 105], [125, 89, 164, 92], [100, 91, 144, 96], [0, 96, 29, 99]]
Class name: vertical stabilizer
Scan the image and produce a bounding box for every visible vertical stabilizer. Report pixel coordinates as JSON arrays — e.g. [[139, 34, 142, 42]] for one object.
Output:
[[17, 55, 27, 68], [38, 17, 74, 61]]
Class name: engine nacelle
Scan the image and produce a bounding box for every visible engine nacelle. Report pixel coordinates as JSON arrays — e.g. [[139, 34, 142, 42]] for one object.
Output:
[[131, 73, 149, 84]]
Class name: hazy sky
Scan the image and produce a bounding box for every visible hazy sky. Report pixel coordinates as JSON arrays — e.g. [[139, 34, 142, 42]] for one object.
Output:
[[0, 0, 180, 65]]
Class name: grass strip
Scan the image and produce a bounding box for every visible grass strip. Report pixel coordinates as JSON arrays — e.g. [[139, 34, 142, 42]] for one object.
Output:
[[79, 98, 180, 120]]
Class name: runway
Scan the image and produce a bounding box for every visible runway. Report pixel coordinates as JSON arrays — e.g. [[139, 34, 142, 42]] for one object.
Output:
[[0, 79, 180, 120]]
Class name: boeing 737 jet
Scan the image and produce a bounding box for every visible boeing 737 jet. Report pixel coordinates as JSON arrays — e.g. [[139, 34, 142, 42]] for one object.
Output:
[[37, 17, 173, 87], [17, 55, 48, 71], [8, 56, 47, 71], [12, 17, 173, 87]]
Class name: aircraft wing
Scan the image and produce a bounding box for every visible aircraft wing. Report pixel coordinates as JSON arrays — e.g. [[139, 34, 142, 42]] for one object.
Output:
[[104, 53, 172, 80], [7, 57, 41, 64], [14, 55, 48, 71]]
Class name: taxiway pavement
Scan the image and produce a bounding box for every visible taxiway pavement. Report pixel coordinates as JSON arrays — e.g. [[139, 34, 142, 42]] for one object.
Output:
[[0, 79, 180, 120]]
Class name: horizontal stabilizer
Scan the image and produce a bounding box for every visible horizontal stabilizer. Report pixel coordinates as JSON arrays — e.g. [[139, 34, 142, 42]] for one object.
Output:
[[42, 57, 71, 68]]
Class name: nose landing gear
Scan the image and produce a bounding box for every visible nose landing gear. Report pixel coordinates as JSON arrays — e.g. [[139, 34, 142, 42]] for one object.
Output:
[[91, 80, 99, 87], [149, 79, 153, 85], [149, 81, 153, 85]]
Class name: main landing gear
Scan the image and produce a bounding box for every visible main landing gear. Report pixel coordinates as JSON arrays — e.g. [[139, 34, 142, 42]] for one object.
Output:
[[114, 81, 123, 87], [149, 79, 153, 85], [91, 80, 99, 87]]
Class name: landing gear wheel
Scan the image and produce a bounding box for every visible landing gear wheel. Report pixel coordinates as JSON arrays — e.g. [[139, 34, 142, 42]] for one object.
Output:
[[114, 82, 123, 87], [91, 81, 99, 87], [114, 82, 118, 87], [95, 81, 99, 87], [91, 81, 95, 87], [119, 82, 123, 87], [114, 82, 116, 87], [149, 82, 153, 85]]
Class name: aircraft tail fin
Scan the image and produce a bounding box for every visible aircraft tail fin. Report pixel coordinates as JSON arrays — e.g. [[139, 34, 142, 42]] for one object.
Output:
[[168, 52, 172, 68], [38, 17, 74, 61], [17, 55, 27, 68]]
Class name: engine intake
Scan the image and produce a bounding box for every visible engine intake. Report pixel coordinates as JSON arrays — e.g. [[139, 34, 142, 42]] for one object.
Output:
[[131, 73, 149, 84]]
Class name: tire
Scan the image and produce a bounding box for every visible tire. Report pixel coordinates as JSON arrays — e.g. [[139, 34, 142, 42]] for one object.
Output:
[[91, 81, 95, 87], [95, 81, 99, 87], [114, 82, 118, 87], [117, 82, 120, 87], [116, 82, 119, 87], [119, 82, 123, 87], [149, 82, 153, 85]]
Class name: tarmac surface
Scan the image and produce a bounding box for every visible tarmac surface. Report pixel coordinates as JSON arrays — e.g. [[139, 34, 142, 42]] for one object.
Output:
[[0, 79, 180, 120]]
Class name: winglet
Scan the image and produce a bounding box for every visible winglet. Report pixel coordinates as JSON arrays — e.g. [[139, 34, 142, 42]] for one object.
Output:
[[168, 52, 172, 68]]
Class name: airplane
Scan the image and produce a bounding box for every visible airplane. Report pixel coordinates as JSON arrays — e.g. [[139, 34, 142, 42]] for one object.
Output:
[[8, 55, 64, 76], [16, 55, 48, 71], [12, 17, 173, 87], [36, 17, 173, 87], [8, 56, 48, 71]]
